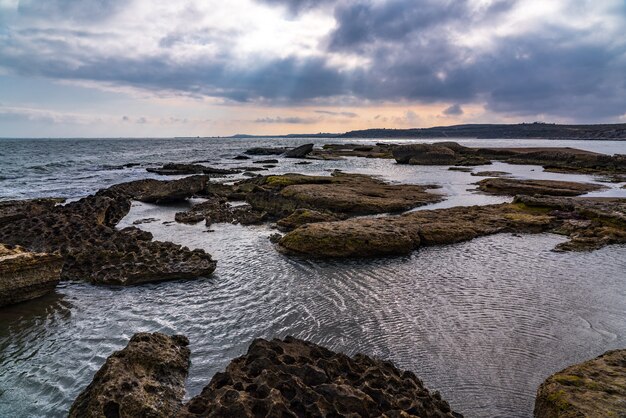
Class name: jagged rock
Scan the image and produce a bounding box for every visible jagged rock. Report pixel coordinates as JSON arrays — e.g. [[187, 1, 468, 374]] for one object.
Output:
[[534, 349, 626, 418], [244, 172, 442, 218], [276, 208, 341, 232], [174, 199, 266, 227], [283, 143, 314, 158], [279, 196, 626, 257], [0, 179, 217, 285], [476, 178, 606, 196], [69, 333, 190, 418], [0, 198, 64, 226], [177, 336, 462, 418], [0, 244, 62, 307], [147, 163, 239, 176]]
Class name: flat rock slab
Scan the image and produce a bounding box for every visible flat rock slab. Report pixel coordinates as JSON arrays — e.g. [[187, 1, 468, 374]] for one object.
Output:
[[177, 336, 462, 417], [69, 333, 190, 418], [279, 196, 626, 257], [476, 178, 606, 196], [534, 349, 626, 417], [0, 244, 62, 307]]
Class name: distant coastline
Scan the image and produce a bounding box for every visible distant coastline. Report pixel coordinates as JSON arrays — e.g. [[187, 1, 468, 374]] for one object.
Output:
[[229, 122, 626, 140]]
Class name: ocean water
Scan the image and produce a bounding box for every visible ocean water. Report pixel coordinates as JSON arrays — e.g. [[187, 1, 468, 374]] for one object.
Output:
[[0, 137, 625, 418]]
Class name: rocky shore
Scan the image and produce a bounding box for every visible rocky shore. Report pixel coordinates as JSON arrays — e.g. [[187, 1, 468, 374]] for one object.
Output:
[[278, 196, 626, 257], [70, 333, 463, 418], [0, 176, 216, 285], [534, 349, 626, 417], [0, 244, 62, 307]]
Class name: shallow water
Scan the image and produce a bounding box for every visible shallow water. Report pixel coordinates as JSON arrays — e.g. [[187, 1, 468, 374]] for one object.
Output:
[[0, 137, 625, 417]]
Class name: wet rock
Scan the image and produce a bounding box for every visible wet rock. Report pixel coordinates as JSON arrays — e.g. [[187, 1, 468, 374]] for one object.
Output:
[[175, 199, 266, 227], [471, 171, 512, 177], [276, 208, 341, 232], [245, 147, 289, 156], [268, 233, 282, 243], [253, 159, 279, 164], [0, 198, 64, 226], [147, 163, 239, 176], [295, 161, 313, 165], [314, 143, 395, 159], [177, 336, 462, 418], [69, 332, 190, 418], [476, 178, 606, 196], [279, 196, 626, 257], [0, 180, 217, 285], [235, 166, 267, 172], [448, 167, 473, 172], [283, 143, 314, 158], [393, 143, 490, 166], [534, 349, 626, 418], [0, 244, 62, 307], [244, 172, 443, 218], [233, 155, 250, 160], [103, 176, 210, 203]]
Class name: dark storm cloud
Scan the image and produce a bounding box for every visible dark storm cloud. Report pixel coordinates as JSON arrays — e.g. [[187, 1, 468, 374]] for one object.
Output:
[[443, 104, 463, 116], [1, 0, 625, 121]]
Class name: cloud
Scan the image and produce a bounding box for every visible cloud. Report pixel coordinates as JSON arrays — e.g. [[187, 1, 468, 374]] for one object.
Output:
[[0, 0, 625, 122], [443, 104, 464, 116], [314, 110, 358, 118], [255, 116, 318, 124]]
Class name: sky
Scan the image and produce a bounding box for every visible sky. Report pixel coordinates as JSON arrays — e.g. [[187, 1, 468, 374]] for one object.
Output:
[[0, 0, 625, 137]]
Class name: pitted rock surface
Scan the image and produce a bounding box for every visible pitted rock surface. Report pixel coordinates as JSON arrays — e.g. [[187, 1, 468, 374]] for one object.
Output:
[[177, 336, 462, 418]]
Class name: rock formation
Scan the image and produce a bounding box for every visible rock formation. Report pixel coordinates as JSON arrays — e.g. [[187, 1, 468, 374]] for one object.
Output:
[[534, 349, 626, 417], [147, 163, 240, 176], [283, 143, 314, 158], [278, 196, 626, 257], [69, 333, 191, 418], [179, 336, 462, 418], [0, 177, 217, 285], [71, 333, 463, 417], [0, 244, 63, 307], [476, 178, 605, 196]]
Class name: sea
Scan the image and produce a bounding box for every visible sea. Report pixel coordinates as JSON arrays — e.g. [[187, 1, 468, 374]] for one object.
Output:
[[0, 137, 625, 417]]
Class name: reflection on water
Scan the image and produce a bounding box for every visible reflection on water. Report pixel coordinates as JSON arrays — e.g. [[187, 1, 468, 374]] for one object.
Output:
[[0, 138, 625, 418]]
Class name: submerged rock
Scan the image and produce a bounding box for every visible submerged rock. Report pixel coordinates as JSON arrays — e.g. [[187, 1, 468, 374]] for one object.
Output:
[[147, 163, 239, 176], [534, 349, 626, 418], [476, 178, 606, 196], [245, 147, 289, 156], [178, 336, 462, 417], [470, 171, 511, 177], [175, 198, 266, 227], [0, 244, 62, 307], [69, 332, 190, 418]]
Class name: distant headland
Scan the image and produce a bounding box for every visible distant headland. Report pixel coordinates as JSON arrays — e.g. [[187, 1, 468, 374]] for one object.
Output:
[[231, 122, 626, 140]]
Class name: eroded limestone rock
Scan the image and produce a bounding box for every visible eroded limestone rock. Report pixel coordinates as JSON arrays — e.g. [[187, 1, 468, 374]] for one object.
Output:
[[0, 244, 62, 307], [69, 332, 190, 418], [534, 349, 626, 418], [476, 178, 606, 196]]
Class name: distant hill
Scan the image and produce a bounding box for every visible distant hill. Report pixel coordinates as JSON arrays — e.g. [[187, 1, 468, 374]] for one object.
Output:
[[340, 123, 626, 139]]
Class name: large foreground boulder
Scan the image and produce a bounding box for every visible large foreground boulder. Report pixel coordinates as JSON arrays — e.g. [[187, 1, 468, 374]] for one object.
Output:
[[72, 334, 462, 417], [0, 244, 62, 307], [180, 336, 462, 417], [534, 349, 626, 417], [69, 333, 191, 418]]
